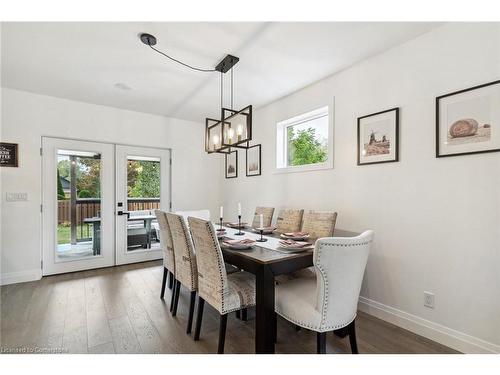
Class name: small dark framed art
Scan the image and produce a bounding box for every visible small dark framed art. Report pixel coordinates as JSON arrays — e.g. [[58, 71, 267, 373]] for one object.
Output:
[[225, 150, 238, 179], [0, 142, 19, 167], [357, 107, 399, 166], [436, 80, 500, 158], [246, 144, 261, 176]]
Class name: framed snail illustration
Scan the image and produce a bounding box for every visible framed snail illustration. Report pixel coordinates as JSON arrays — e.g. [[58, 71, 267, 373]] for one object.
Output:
[[436, 80, 500, 157]]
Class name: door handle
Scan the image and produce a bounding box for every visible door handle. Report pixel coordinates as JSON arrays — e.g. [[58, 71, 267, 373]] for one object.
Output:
[[117, 211, 130, 219]]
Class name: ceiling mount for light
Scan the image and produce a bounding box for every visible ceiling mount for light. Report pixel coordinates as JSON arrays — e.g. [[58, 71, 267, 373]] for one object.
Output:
[[214, 54, 240, 73], [139, 33, 157, 46], [139, 32, 255, 155]]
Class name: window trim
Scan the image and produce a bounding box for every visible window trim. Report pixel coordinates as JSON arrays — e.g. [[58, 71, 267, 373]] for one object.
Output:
[[274, 104, 334, 174]]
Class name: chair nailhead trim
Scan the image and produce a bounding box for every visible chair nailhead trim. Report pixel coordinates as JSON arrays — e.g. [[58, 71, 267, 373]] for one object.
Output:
[[321, 241, 372, 247], [280, 238, 372, 331], [275, 309, 356, 332], [205, 221, 230, 313], [316, 240, 371, 326], [171, 215, 198, 292]]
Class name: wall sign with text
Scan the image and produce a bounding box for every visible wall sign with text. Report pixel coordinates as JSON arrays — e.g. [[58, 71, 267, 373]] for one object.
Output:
[[0, 143, 19, 167]]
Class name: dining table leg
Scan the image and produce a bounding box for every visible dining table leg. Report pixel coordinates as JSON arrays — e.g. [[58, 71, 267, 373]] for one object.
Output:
[[255, 264, 275, 354]]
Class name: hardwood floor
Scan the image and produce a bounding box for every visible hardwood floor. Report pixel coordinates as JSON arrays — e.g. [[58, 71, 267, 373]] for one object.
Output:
[[0, 261, 459, 354]]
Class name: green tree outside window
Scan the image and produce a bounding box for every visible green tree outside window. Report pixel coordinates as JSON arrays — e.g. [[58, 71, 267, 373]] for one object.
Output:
[[127, 160, 160, 198], [287, 127, 327, 166]]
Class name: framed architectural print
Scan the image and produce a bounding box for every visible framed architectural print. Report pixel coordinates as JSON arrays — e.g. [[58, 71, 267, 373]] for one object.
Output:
[[357, 107, 399, 166], [0, 142, 19, 167], [436, 80, 500, 157], [225, 150, 238, 178], [246, 144, 261, 176]]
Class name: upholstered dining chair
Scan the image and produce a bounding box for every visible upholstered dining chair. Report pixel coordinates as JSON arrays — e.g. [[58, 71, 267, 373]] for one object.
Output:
[[275, 230, 374, 354], [276, 211, 338, 284], [175, 209, 210, 226], [251, 206, 275, 228], [188, 217, 256, 354], [275, 208, 304, 233], [165, 212, 198, 334], [301, 210, 337, 238], [154, 210, 175, 301]]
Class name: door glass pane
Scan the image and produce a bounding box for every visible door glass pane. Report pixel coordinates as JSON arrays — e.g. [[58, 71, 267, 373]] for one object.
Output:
[[126, 156, 161, 252], [56, 150, 101, 261]]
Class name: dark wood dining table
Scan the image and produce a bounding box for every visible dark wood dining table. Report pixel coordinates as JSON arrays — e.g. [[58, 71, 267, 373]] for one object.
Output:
[[220, 226, 358, 354]]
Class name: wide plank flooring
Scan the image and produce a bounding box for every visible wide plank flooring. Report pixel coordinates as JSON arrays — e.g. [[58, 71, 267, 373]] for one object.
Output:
[[0, 261, 459, 354]]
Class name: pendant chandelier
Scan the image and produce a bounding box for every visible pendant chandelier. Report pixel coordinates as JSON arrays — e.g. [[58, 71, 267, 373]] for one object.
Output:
[[140, 33, 253, 155]]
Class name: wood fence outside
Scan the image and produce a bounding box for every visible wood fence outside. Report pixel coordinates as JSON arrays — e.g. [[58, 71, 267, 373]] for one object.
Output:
[[57, 198, 160, 224]]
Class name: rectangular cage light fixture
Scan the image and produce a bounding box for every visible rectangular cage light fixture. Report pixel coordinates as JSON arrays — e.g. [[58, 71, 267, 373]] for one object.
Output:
[[205, 105, 252, 154]]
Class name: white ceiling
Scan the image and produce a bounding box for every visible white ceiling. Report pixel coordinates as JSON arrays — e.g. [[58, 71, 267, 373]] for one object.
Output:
[[1, 22, 443, 122]]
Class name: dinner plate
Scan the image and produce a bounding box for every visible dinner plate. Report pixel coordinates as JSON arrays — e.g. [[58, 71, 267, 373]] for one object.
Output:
[[227, 222, 248, 229], [223, 243, 254, 250], [276, 245, 314, 253], [280, 233, 310, 241], [222, 239, 255, 250], [277, 240, 313, 252], [252, 227, 276, 234]]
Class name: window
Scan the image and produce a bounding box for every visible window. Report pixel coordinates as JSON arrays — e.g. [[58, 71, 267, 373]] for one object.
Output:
[[276, 106, 332, 172]]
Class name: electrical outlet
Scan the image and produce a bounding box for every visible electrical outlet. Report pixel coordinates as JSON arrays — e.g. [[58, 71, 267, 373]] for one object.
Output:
[[424, 291, 435, 309]]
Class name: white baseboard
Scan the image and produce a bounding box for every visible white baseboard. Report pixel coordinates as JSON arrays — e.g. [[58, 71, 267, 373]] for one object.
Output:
[[358, 296, 500, 354], [0, 269, 42, 286]]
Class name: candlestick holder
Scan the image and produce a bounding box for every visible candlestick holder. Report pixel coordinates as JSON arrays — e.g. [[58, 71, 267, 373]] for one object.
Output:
[[256, 229, 267, 242], [235, 215, 244, 236], [217, 217, 224, 232]]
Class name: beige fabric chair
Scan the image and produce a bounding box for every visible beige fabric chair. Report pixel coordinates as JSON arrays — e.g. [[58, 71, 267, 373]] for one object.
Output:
[[275, 208, 304, 233], [154, 210, 175, 302], [275, 231, 374, 353], [188, 217, 256, 354], [251, 207, 275, 228], [301, 210, 338, 238], [165, 212, 198, 334], [175, 209, 210, 226], [276, 211, 339, 283]]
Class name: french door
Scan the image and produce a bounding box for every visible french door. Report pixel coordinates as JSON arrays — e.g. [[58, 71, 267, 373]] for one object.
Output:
[[115, 145, 170, 265], [42, 137, 170, 275], [42, 137, 115, 274]]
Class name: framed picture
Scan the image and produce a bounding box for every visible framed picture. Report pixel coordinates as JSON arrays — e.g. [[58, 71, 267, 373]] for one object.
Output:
[[436, 80, 500, 157], [225, 150, 238, 178], [357, 108, 399, 166], [246, 144, 261, 176], [0, 142, 19, 167]]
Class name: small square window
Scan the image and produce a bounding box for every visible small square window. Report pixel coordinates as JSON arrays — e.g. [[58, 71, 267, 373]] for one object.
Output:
[[276, 106, 332, 172]]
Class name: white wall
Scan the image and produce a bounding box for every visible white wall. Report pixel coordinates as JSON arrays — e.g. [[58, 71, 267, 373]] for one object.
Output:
[[0, 88, 221, 284], [0, 23, 3, 284], [221, 23, 500, 353]]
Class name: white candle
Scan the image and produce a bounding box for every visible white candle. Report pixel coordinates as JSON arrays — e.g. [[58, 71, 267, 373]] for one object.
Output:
[[220, 206, 223, 219], [259, 214, 264, 229], [237, 203, 241, 216]]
